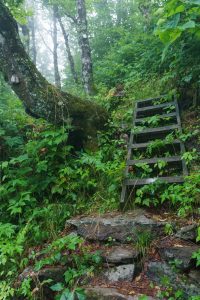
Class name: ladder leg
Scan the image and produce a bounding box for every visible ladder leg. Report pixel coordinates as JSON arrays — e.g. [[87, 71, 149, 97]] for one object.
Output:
[[120, 184, 127, 210], [180, 142, 189, 176], [174, 96, 188, 176]]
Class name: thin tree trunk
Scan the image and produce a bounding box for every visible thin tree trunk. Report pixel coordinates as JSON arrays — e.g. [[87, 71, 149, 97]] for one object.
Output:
[[76, 0, 94, 95], [53, 5, 61, 89], [58, 16, 78, 84], [0, 0, 107, 143], [20, 24, 30, 54], [29, 16, 37, 65]]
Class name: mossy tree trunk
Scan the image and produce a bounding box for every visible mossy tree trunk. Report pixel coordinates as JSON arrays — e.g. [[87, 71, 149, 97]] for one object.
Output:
[[0, 0, 107, 144]]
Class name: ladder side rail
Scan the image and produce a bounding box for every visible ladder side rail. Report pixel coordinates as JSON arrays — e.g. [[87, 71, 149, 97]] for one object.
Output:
[[174, 96, 188, 176], [120, 101, 138, 204]]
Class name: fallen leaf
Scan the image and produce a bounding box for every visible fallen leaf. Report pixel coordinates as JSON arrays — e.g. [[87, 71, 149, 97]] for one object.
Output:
[[129, 290, 136, 295], [135, 275, 141, 282]]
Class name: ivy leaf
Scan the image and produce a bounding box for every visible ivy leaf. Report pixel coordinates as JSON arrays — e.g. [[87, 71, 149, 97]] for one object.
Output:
[[50, 282, 64, 292]]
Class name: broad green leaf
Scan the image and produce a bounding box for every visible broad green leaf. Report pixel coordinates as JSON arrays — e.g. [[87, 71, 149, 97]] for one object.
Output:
[[167, 5, 185, 17], [157, 18, 166, 26], [179, 20, 196, 30], [164, 13, 180, 29], [155, 7, 164, 16], [159, 29, 182, 44], [1, 161, 8, 169], [11, 154, 29, 163]]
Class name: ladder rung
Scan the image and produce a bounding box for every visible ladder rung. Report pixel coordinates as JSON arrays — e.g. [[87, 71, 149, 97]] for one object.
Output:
[[124, 176, 184, 186], [136, 101, 175, 113], [127, 156, 182, 166], [134, 124, 180, 135], [135, 95, 167, 104], [135, 112, 177, 124], [129, 139, 181, 149]]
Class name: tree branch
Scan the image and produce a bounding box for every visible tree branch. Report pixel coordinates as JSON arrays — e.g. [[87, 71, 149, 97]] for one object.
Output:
[[64, 12, 77, 24]]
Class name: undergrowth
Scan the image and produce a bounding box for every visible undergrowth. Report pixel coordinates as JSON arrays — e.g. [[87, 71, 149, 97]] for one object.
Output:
[[0, 84, 199, 299]]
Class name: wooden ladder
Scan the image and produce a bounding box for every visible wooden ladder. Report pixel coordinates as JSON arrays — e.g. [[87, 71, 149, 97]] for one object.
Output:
[[120, 95, 188, 206]]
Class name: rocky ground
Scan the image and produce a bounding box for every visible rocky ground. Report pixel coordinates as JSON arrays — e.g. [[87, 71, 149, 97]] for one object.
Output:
[[18, 209, 200, 300]]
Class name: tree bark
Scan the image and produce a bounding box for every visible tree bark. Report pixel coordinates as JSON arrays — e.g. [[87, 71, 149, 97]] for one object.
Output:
[[0, 0, 107, 143], [58, 16, 79, 84], [76, 0, 94, 95], [52, 5, 61, 89]]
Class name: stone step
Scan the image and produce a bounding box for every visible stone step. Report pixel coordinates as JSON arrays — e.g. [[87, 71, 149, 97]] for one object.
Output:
[[147, 261, 200, 299], [67, 210, 166, 242], [158, 245, 199, 271], [85, 287, 156, 300]]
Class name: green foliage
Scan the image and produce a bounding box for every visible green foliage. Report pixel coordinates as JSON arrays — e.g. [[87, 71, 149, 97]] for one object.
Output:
[[34, 235, 83, 271], [154, 0, 200, 89], [0, 90, 125, 298], [135, 172, 200, 216], [44, 235, 101, 300], [156, 0, 200, 46], [164, 223, 174, 236], [192, 227, 200, 267], [181, 149, 198, 165], [135, 229, 152, 259]]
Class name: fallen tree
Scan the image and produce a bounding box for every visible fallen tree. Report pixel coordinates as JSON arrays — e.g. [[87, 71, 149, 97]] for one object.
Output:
[[0, 0, 108, 144]]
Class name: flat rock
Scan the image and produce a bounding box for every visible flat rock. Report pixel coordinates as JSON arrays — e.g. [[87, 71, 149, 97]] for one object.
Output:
[[67, 210, 166, 242], [102, 246, 139, 264], [158, 245, 199, 271], [85, 287, 155, 300], [188, 270, 200, 283], [175, 224, 198, 242], [147, 261, 200, 299], [103, 264, 135, 282]]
